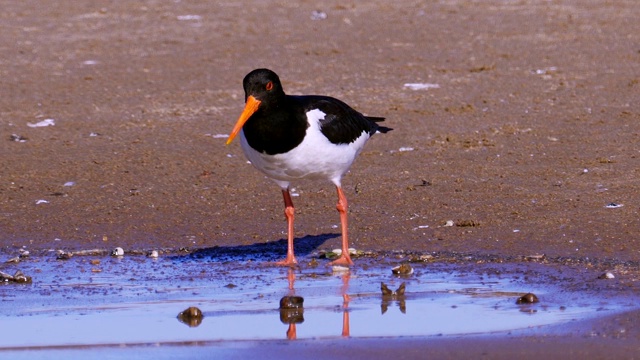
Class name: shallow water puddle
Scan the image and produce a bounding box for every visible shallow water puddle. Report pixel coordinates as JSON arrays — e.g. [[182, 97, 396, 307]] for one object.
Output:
[[0, 255, 632, 349]]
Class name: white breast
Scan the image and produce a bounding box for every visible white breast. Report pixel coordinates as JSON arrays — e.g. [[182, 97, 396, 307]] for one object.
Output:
[[239, 109, 370, 189]]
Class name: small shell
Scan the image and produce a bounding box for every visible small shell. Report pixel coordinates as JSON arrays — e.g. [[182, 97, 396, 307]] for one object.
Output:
[[598, 272, 615, 279], [516, 293, 539, 304], [392, 263, 414, 275], [605, 203, 623, 209], [279, 295, 304, 310], [326, 248, 358, 259], [331, 265, 350, 273], [5, 256, 20, 264], [12, 270, 32, 283], [56, 250, 73, 260], [177, 307, 204, 327]]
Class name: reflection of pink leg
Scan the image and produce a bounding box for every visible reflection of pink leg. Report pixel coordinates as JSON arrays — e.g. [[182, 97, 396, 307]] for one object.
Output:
[[329, 186, 354, 266], [340, 272, 351, 300], [341, 272, 351, 337], [342, 295, 351, 337], [287, 267, 295, 291], [276, 189, 298, 266], [287, 323, 297, 340]]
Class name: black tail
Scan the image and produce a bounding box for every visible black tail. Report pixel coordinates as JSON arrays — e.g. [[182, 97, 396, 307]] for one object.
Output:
[[377, 125, 392, 133], [367, 116, 392, 133]]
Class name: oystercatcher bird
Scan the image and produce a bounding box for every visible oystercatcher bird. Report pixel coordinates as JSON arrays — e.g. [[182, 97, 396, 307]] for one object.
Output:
[[226, 69, 391, 266]]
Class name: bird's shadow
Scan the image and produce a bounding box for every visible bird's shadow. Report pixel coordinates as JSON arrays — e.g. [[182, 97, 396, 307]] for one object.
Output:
[[175, 233, 338, 263]]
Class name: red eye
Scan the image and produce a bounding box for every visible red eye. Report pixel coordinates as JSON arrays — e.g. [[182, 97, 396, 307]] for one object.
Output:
[[266, 81, 273, 91]]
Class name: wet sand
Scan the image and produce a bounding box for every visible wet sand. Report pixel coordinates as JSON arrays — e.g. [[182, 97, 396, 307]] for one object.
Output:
[[6, 333, 640, 360], [2, 0, 640, 357]]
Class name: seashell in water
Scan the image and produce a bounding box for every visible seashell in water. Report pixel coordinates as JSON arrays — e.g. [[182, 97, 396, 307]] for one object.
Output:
[[516, 293, 539, 304]]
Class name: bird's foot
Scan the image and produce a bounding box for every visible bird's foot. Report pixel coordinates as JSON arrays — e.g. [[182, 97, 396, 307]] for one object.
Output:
[[275, 256, 298, 267], [329, 255, 354, 267]]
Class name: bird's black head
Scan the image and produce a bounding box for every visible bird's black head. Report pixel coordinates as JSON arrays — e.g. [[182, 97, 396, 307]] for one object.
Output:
[[226, 69, 287, 145], [242, 68, 285, 104]]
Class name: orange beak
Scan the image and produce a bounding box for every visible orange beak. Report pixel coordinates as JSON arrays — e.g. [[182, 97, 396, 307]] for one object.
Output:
[[226, 95, 261, 145]]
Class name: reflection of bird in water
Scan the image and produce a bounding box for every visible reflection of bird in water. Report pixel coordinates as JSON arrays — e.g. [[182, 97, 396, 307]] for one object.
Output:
[[227, 68, 391, 266]]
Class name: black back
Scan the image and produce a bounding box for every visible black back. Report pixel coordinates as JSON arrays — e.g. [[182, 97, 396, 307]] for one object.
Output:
[[240, 69, 391, 155]]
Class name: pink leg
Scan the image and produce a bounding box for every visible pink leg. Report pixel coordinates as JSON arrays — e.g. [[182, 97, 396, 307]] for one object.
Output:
[[276, 189, 298, 266], [329, 186, 354, 266]]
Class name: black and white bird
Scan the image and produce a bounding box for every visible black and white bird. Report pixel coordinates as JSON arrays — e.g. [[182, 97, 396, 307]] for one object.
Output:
[[226, 69, 391, 266]]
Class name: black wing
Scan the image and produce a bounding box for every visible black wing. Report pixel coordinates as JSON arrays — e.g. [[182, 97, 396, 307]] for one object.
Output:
[[298, 95, 391, 145]]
